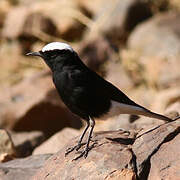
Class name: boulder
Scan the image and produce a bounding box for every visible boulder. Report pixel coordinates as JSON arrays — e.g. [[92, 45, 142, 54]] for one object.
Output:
[[32, 130, 136, 180], [2, 0, 87, 53], [0, 0, 11, 30], [151, 87, 180, 114], [133, 118, 180, 179], [0, 129, 15, 162], [104, 59, 133, 90], [10, 130, 45, 157], [95, 114, 134, 132], [149, 133, 180, 180], [123, 12, 180, 88], [33, 128, 80, 155], [77, 0, 153, 73], [165, 101, 180, 118], [92, 0, 152, 46], [32, 119, 180, 179], [77, 0, 105, 16], [78, 35, 115, 74], [0, 154, 52, 180], [128, 12, 180, 57]]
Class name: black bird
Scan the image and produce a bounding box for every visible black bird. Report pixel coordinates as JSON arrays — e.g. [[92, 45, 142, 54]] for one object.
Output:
[[26, 42, 173, 159]]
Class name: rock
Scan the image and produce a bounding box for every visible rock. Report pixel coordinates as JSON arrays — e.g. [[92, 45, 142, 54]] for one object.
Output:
[[77, 0, 105, 16], [131, 86, 179, 130], [2, 0, 86, 53], [105, 169, 136, 180], [0, 39, 25, 88], [151, 87, 180, 115], [124, 12, 180, 88], [128, 12, 180, 57], [32, 130, 136, 180], [0, 70, 82, 137], [78, 0, 168, 20], [0, 154, 52, 180], [0, 0, 11, 30], [39, 0, 86, 41], [33, 128, 80, 155], [0, 129, 15, 162], [132, 119, 180, 179], [148, 133, 180, 180], [95, 114, 133, 132], [165, 101, 180, 119], [78, 35, 115, 74], [169, 0, 180, 11], [10, 131, 45, 157], [2, 6, 31, 39], [32, 118, 180, 180], [0, 129, 44, 160], [2, 5, 58, 53], [92, 0, 152, 46], [104, 59, 133, 90], [77, 0, 153, 73]]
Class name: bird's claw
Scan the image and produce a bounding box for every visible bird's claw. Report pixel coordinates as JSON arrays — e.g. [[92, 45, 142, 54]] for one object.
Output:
[[73, 149, 87, 161], [72, 142, 97, 161], [65, 142, 86, 156], [65, 139, 98, 157]]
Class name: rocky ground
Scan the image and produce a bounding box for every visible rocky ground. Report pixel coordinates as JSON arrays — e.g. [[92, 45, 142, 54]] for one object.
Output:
[[0, 0, 180, 179]]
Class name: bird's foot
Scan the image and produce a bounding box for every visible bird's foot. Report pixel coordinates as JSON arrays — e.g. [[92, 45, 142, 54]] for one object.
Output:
[[65, 139, 97, 157], [65, 142, 86, 156], [72, 142, 97, 161]]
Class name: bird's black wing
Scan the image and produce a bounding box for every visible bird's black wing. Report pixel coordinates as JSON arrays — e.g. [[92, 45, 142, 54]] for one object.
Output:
[[67, 67, 113, 118], [90, 70, 144, 108]]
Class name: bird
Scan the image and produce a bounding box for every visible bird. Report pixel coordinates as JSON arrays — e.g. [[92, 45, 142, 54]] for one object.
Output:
[[26, 42, 174, 160]]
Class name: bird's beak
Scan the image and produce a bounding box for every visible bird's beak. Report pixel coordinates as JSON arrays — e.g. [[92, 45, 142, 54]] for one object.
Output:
[[26, 51, 42, 57]]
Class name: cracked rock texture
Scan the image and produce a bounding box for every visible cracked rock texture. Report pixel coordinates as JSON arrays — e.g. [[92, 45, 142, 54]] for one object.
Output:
[[133, 119, 180, 179], [32, 119, 180, 180]]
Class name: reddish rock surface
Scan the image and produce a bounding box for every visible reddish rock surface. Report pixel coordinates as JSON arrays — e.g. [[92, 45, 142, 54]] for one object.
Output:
[[10, 130, 45, 157], [0, 154, 52, 180], [133, 119, 180, 179], [0, 129, 15, 162], [0, 1, 180, 180], [93, 0, 152, 46], [149, 133, 180, 180], [124, 12, 180, 88], [33, 128, 80, 155], [32, 130, 136, 180], [32, 119, 180, 180]]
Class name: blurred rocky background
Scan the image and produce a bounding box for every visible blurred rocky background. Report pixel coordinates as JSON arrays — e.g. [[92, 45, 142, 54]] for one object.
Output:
[[0, 0, 180, 179]]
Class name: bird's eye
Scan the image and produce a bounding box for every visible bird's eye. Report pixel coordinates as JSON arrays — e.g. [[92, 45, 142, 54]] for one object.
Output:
[[45, 51, 59, 58]]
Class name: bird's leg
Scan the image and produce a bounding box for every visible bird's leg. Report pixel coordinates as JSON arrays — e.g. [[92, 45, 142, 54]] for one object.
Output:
[[73, 117, 95, 160], [65, 121, 90, 156], [84, 117, 95, 158]]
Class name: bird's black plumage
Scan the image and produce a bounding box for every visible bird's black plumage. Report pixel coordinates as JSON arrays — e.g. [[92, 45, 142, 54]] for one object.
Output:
[[27, 42, 174, 159], [45, 50, 141, 120]]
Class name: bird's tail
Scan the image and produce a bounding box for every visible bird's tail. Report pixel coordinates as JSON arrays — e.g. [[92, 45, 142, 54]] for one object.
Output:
[[139, 108, 172, 122]]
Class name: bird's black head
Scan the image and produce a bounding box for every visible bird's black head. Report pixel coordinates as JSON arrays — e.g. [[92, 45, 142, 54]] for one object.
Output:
[[26, 42, 76, 70]]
